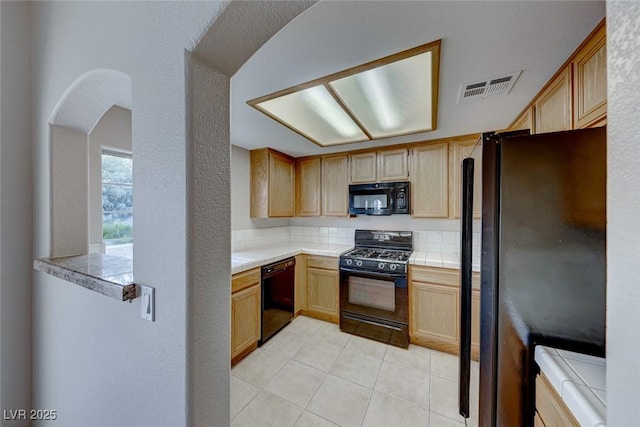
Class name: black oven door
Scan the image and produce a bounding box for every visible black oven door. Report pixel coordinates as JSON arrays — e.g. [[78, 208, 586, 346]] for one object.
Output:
[[339, 268, 409, 348]]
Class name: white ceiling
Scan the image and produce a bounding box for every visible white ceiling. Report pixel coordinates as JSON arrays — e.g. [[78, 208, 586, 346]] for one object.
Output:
[[230, 0, 605, 158]]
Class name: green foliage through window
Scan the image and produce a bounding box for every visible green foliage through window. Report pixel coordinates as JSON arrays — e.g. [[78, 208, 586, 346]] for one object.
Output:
[[102, 152, 133, 246]]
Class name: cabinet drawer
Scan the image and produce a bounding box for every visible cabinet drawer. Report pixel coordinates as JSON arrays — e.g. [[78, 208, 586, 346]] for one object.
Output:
[[410, 265, 479, 289], [232, 267, 261, 293], [307, 256, 338, 271], [410, 266, 459, 286]]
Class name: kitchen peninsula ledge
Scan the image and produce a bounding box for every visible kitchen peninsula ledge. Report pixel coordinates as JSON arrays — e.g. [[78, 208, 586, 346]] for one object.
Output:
[[34, 253, 136, 301], [535, 345, 606, 427], [231, 242, 480, 274]]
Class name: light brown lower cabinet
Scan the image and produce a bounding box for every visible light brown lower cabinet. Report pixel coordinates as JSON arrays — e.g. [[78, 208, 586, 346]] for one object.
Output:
[[231, 268, 261, 365], [535, 373, 580, 427], [305, 256, 339, 323], [409, 265, 480, 359]]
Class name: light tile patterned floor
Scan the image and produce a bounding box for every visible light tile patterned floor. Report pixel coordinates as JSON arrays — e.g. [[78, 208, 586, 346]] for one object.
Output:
[[231, 315, 479, 427]]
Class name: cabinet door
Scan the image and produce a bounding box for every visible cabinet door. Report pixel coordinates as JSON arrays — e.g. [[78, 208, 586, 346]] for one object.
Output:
[[350, 152, 377, 183], [536, 374, 580, 427], [509, 106, 535, 133], [379, 148, 409, 181], [410, 281, 459, 353], [535, 67, 572, 133], [307, 267, 339, 320], [410, 143, 448, 218], [296, 157, 322, 217], [231, 284, 261, 360], [322, 155, 349, 216], [471, 289, 480, 359], [449, 137, 482, 219], [268, 151, 295, 217], [573, 23, 607, 128]]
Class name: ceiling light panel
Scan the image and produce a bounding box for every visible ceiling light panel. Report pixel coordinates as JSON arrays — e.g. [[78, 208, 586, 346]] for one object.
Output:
[[247, 40, 441, 147], [255, 85, 368, 146], [329, 51, 433, 138]]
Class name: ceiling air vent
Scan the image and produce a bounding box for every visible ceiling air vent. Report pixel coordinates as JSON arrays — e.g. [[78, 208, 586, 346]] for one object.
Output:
[[458, 70, 522, 103]]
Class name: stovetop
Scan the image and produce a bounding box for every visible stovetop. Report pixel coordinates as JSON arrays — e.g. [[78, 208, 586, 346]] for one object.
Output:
[[339, 230, 413, 274], [341, 248, 411, 263]]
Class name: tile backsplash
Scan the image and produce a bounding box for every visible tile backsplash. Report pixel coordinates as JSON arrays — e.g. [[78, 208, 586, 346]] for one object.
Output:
[[232, 226, 480, 254]]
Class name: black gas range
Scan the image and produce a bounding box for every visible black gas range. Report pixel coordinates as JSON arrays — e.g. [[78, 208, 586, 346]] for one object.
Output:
[[339, 230, 413, 348]]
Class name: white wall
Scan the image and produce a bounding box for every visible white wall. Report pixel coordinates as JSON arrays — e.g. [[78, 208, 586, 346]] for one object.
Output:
[[88, 105, 132, 251], [50, 125, 88, 257], [0, 1, 33, 422], [606, 2, 640, 425], [28, 1, 315, 426], [30, 3, 226, 426], [231, 144, 289, 230]]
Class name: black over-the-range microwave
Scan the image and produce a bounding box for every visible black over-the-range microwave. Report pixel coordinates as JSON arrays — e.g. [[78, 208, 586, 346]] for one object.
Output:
[[348, 181, 410, 215]]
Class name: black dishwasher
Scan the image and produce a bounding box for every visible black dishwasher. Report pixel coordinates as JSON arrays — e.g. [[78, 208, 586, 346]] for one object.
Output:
[[260, 257, 295, 344]]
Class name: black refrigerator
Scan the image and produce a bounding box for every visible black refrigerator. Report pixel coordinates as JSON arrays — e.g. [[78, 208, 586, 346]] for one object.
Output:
[[458, 127, 607, 427]]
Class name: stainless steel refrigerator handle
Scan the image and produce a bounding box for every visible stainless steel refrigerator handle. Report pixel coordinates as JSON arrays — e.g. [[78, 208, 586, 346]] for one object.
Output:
[[459, 157, 474, 419]]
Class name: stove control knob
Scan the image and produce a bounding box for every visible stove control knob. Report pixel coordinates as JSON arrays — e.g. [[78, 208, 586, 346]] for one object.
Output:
[[390, 264, 398, 271], [346, 259, 353, 266], [378, 262, 385, 269], [356, 260, 363, 267]]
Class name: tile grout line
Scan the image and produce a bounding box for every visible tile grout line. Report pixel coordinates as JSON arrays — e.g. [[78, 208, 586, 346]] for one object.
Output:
[[292, 319, 345, 424], [359, 346, 387, 427]]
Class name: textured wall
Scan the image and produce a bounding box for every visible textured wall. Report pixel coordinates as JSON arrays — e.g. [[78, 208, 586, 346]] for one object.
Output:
[[606, 2, 640, 425], [50, 126, 88, 257], [31, 2, 225, 426], [186, 53, 231, 427], [0, 1, 33, 422]]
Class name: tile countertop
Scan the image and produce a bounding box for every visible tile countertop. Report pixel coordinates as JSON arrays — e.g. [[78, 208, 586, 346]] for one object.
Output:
[[535, 345, 606, 427], [231, 242, 352, 274], [231, 242, 478, 275], [409, 250, 480, 272]]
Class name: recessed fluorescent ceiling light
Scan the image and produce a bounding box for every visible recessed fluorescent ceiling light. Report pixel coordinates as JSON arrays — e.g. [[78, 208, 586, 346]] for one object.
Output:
[[256, 85, 368, 146], [329, 52, 432, 138], [248, 40, 440, 147]]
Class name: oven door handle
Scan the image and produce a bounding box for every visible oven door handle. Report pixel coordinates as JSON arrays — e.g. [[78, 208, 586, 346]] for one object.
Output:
[[341, 313, 403, 331], [339, 267, 406, 279]]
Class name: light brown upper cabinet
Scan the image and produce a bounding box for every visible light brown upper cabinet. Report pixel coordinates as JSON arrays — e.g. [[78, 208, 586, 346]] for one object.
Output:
[[410, 142, 448, 218], [509, 105, 535, 133], [350, 152, 377, 183], [535, 66, 573, 134], [296, 157, 322, 217], [449, 136, 482, 219], [250, 148, 295, 218], [510, 20, 606, 134], [378, 148, 409, 181], [350, 148, 409, 184], [573, 22, 607, 128], [322, 154, 349, 216]]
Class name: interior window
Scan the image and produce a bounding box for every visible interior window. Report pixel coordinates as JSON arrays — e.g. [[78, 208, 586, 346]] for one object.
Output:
[[102, 151, 133, 257]]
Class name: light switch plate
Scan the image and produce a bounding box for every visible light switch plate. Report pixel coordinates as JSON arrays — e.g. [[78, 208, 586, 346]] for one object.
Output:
[[140, 285, 155, 321]]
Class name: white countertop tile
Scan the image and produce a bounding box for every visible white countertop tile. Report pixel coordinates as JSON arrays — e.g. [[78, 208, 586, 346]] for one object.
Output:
[[535, 345, 606, 427], [232, 243, 479, 274], [231, 242, 352, 274]]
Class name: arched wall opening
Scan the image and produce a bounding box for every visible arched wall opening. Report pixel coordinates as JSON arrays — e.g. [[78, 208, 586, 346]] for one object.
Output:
[[48, 69, 132, 257], [185, 1, 317, 424]]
